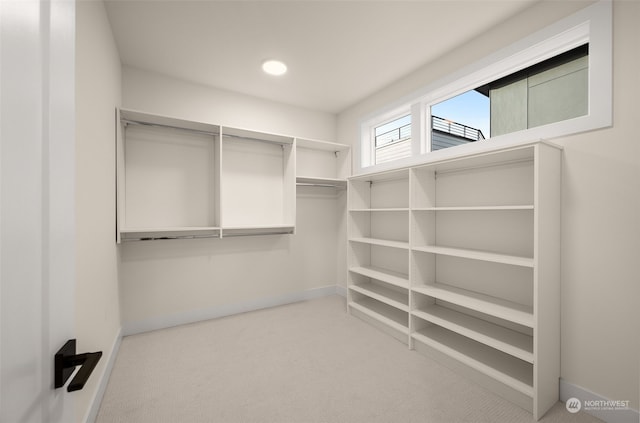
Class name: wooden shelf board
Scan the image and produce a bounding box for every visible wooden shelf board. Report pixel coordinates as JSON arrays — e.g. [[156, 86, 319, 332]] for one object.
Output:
[[413, 145, 535, 175], [121, 226, 220, 233], [296, 176, 347, 188], [222, 225, 295, 237], [412, 305, 533, 363], [222, 126, 294, 145], [349, 299, 409, 334], [412, 205, 534, 211], [412, 326, 534, 397], [349, 237, 410, 250], [120, 226, 221, 241], [296, 138, 350, 151], [349, 208, 409, 212], [412, 283, 534, 328], [349, 266, 409, 289], [349, 168, 410, 183], [412, 245, 533, 268], [349, 283, 409, 312]]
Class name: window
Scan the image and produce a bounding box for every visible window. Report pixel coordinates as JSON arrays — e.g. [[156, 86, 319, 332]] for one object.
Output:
[[429, 44, 588, 153], [358, 1, 611, 173], [374, 114, 411, 164]]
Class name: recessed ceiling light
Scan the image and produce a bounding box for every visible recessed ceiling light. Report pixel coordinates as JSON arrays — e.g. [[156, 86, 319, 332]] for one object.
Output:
[[262, 60, 287, 76]]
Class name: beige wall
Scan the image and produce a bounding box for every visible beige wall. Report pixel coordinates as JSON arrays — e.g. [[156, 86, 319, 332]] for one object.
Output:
[[337, 0, 639, 412], [75, 2, 122, 421], [119, 68, 342, 332]]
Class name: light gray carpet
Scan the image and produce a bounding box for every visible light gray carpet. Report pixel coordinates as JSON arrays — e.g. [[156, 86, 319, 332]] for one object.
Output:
[[96, 295, 602, 423]]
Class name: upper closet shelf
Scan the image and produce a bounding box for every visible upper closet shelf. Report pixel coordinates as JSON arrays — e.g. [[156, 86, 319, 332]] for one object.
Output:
[[120, 109, 221, 135], [222, 126, 294, 145]]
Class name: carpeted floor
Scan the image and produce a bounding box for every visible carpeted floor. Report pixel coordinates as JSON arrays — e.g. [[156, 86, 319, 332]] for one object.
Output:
[[96, 295, 602, 423]]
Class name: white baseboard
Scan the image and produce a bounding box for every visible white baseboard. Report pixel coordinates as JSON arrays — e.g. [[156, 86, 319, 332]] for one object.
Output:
[[84, 328, 122, 423], [123, 285, 339, 336], [560, 378, 639, 423]]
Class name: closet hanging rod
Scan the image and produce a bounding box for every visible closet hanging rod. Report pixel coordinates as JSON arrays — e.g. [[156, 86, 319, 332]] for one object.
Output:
[[122, 119, 219, 137], [221, 132, 293, 146], [124, 234, 220, 242], [296, 183, 345, 188], [223, 230, 294, 238]]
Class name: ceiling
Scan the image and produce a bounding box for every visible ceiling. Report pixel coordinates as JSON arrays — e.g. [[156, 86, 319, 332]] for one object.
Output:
[[105, 0, 538, 114]]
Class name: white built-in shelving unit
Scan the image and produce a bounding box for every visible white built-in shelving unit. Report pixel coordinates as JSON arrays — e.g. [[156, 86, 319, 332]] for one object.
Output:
[[347, 142, 561, 420], [117, 109, 348, 241], [295, 138, 350, 189]]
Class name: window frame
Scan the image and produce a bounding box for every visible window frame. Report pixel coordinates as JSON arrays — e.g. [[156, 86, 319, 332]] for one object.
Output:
[[357, 0, 611, 175]]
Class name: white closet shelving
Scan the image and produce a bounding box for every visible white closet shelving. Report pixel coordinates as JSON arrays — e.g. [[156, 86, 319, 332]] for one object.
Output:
[[116, 109, 297, 241], [347, 142, 561, 420], [347, 169, 411, 343], [295, 138, 350, 189]]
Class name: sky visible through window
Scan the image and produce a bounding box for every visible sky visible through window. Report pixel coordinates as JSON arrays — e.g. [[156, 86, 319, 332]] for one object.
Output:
[[431, 90, 490, 139]]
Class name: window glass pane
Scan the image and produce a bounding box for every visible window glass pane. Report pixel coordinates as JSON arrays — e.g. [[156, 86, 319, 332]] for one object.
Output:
[[431, 44, 588, 151], [375, 114, 411, 164], [431, 91, 489, 152]]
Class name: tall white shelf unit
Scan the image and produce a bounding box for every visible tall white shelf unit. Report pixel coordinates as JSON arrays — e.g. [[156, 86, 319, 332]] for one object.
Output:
[[347, 142, 561, 420]]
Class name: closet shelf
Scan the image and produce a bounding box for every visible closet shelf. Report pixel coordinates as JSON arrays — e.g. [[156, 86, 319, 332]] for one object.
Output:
[[296, 176, 346, 188], [349, 208, 409, 212], [349, 237, 410, 250], [412, 283, 533, 328], [412, 325, 534, 397], [349, 283, 409, 312], [412, 205, 534, 211], [412, 304, 533, 363], [349, 266, 409, 289], [120, 227, 221, 241], [222, 225, 295, 237], [349, 298, 409, 334], [412, 245, 533, 268], [120, 225, 296, 240]]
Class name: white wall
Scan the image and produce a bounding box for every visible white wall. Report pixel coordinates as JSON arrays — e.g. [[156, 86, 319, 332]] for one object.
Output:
[[119, 68, 342, 333], [337, 0, 639, 414], [122, 66, 336, 141], [75, 2, 122, 421]]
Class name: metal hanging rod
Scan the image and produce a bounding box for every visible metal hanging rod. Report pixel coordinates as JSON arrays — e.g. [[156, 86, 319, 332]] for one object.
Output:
[[222, 230, 294, 238], [221, 132, 292, 146], [122, 119, 219, 137], [296, 182, 345, 188]]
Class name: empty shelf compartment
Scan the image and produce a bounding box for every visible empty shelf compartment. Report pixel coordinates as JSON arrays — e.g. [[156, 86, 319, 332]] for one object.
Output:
[[349, 297, 409, 334], [412, 303, 533, 363], [349, 266, 409, 289], [412, 325, 533, 397], [349, 282, 408, 312], [412, 283, 533, 328]]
